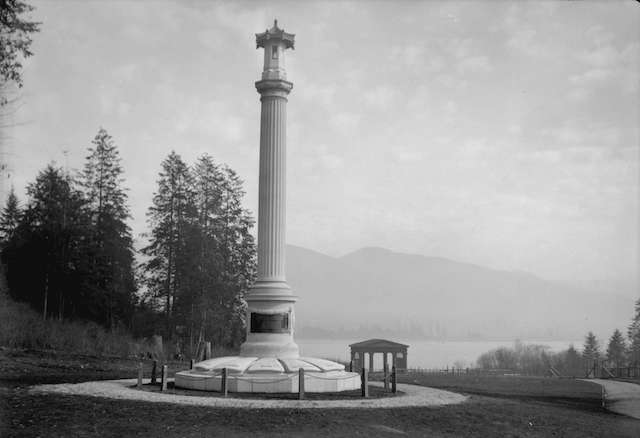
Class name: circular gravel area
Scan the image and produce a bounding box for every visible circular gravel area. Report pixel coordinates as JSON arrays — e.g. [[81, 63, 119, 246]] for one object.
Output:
[[30, 379, 468, 409]]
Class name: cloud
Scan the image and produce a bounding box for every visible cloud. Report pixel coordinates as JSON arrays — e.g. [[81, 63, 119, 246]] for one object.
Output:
[[569, 68, 614, 85], [173, 100, 246, 144], [391, 45, 424, 68], [391, 146, 422, 164], [566, 87, 589, 102], [435, 74, 468, 91], [363, 86, 395, 109], [113, 63, 138, 84], [457, 55, 492, 73], [320, 153, 344, 170], [297, 80, 336, 107], [328, 112, 361, 133], [579, 45, 620, 68], [572, 42, 639, 93], [507, 28, 537, 51]]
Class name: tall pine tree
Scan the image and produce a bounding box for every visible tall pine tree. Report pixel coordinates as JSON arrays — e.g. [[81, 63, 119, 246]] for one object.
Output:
[[582, 331, 601, 361], [142, 151, 197, 339], [215, 164, 255, 347], [0, 187, 21, 243], [142, 153, 256, 350], [191, 156, 256, 350], [4, 164, 88, 320], [628, 298, 640, 365], [81, 128, 136, 328], [606, 329, 626, 367]]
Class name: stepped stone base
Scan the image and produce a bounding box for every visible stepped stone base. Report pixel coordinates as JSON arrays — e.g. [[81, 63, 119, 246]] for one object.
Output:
[[174, 356, 360, 393]]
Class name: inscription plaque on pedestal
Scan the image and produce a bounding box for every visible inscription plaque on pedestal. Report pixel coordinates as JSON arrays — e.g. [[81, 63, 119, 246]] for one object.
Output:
[[250, 312, 290, 333]]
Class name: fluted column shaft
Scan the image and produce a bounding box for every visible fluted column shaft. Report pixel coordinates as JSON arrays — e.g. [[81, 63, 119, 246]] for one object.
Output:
[[257, 93, 287, 282]]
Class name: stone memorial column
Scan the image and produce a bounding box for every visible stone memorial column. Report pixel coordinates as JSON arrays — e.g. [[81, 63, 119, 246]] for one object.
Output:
[[240, 21, 299, 358]]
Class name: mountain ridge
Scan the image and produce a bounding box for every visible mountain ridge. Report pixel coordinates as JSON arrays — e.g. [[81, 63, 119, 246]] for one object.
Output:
[[284, 244, 632, 341]]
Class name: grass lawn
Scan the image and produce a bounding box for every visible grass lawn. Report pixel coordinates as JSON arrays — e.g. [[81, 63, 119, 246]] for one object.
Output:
[[398, 373, 605, 409], [1, 349, 639, 437]]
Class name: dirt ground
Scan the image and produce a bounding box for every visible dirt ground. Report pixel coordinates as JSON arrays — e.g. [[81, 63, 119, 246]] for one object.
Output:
[[1, 349, 639, 437]]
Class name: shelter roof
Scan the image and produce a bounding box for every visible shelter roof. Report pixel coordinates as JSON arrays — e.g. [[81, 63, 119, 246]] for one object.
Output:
[[349, 338, 409, 349]]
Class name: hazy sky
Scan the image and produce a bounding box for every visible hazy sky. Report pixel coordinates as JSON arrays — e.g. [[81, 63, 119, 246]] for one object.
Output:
[[4, 1, 639, 291]]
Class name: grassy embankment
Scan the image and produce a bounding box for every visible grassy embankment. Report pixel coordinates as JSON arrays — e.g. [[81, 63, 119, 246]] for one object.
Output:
[[398, 373, 604, 410], [0, 289, 144, 358]]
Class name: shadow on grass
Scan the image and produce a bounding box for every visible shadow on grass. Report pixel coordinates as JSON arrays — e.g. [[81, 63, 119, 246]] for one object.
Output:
[[135, 381, 403, 400]]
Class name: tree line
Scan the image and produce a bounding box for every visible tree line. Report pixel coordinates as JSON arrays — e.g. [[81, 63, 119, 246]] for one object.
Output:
[[477, 301, 640, 376], [0, 128, 256, 354], [581, 299, 640, 368]]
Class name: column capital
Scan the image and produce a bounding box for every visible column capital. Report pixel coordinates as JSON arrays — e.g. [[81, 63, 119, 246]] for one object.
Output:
[[256, 79, 293, 98]]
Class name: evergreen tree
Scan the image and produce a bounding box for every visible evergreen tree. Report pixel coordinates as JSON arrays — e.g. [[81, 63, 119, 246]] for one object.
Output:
[[628, 298, 640, 365], [563, 344, 582, 377], [142, 151, 197, 338], [606, 329, 626, 367], [0, 187, 21, 242], [215, 164, 255, 347], [142, 153, 256, 349], [582, 331, 601, 361], [192, 157, 256, 350], [81, 128, 136, 328], [187, 154, 224, 350], [3, 164, 88, 319]]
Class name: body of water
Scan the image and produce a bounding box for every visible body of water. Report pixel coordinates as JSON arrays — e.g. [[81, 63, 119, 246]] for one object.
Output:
[[297, 338, 581, 369]]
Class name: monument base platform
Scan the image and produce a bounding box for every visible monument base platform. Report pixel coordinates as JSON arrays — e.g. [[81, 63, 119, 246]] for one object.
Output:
[[174, 356, 360, 393]]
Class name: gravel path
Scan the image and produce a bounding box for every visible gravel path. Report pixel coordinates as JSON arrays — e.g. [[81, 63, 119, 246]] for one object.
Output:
[[587, 379, 640, 420], [29, 379, 468, 409]]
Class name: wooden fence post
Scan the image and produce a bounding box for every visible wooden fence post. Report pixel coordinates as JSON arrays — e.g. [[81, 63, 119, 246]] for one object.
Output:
[[298, 368, 305, 400], [137, 362, 143, 388], [383, 362, 389, 391], [161, 365, 168, 392], [190, 359, 195, 370], [221, 367, 228, 397], [151, 360, 157, 384], [361, 367, 368, 398], [205, 342, 212, 360], [349, 360, 353, 372], [392, 365, 397, 393]]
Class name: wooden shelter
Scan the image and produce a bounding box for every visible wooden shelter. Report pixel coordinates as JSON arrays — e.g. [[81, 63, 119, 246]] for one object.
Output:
[[349, 339, 409, 371]]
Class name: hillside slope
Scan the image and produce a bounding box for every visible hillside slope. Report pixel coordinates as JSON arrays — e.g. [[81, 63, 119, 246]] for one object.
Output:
[[286, 245, 631, 340]]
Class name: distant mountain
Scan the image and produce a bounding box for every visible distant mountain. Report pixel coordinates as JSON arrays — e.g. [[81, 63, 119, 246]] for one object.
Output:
[[285, 245, 632, 341]]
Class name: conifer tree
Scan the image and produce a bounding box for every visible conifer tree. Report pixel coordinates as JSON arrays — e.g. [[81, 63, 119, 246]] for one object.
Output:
[[191, 157, 256, 349], [582, 331, 601, 361], [216, 164, 256, 346], [188, 154, 224, 349], [0, 187, 21, 242], [142, 153, 256, 348], [5, 164, 88, 319], [142, 151, 197, 338], [563, 344, 582, 377], [628, 298, 640, 364], [81, 128, 136, 328], [606, 329, 626, 368]]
